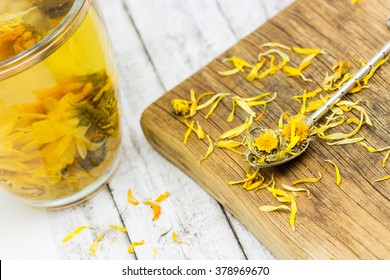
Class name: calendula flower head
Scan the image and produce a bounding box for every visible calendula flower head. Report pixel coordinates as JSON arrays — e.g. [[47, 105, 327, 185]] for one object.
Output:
[[171, 99, 191, 116], [282, 120, 310, 144], [0, 23, 42, 61], [254, 129, 279, 153]]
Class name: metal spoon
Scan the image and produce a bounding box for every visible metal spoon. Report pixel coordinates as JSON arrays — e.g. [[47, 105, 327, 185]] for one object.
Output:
[[247, 40, 390, 168]]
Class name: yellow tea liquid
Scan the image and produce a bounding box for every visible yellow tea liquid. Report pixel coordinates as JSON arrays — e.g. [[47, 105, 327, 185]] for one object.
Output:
[[0, 0, 121, 205]]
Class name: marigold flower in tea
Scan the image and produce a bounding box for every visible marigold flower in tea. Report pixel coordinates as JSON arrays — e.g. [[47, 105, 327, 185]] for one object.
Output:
[[292, 173, 322, 185], [0, 22, 42, 61]]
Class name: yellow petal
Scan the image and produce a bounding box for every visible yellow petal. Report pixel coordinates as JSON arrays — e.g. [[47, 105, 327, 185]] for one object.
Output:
[[245, 178, 266, 191], [183, 120, 194, 144], [109, 224, 127, 232], [292, 172, 322, 185], [234, 98, 256, 117], [219, 116, 253, 139], [204, 95, 228, 119], [189, 89, 197, 117], [246, 58, 267, 81], [90, 232, 105, 255], [218, 68, 241, 76], [201, 134, 214, 161], [383, 150, 390, 168], [155, 191, 170, 203], [62, 226, 90, 242], [290, 195, 297, 231], [282, 183, 311, 197], [292, 46, 324, 55], [227, 99, 236, 123], [375, 175, 390, 182], [258, 205, 290, 212], [197, 93, 230, 110], [318, 111, 364, 140], [128, 189, 139, 205], [245, 92, 277, 106], [293, 88, 322, 102], [152, 247, 158, 259], [144, 201, 161, 221], [325, 159, 341, 186], [258, 49, 290, 73], [128, 240, 145, 254]]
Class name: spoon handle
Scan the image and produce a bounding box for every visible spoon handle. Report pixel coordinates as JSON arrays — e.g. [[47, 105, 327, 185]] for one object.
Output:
[[305, 40, 390, 127]]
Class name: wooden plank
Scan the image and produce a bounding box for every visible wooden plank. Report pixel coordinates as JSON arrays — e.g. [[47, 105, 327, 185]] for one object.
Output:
[[141, 0, 390, 259], [49, 189, 132, 260], [97, 0, 248, 259]]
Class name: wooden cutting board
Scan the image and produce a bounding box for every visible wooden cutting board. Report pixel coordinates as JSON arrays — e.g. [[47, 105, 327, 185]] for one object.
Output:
[[141, 0, 390, 259]]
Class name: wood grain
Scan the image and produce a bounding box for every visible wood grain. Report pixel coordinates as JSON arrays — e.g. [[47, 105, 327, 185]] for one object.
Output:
[[141, 0, 390, 259]]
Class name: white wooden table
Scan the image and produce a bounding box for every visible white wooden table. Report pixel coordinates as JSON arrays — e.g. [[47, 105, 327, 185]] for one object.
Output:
[[0, 0, 293, 260]]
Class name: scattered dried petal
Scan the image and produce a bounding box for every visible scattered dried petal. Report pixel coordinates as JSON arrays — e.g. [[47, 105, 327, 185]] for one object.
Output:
[[219, 115, 253, 139], [326, 136, 364, 146], [62, 226, 90, 243], [325, 159, 341, 186], [201, 134, 214, 161], [128, 240, 145, 254], [144, 201, 161, 221], [359, 142, 390, 153], [216, 140, 245, 155], [183, 120, 194, 144], [292, 172, 322, 185], [196, 121, 205, 139], [282, 183, 311, 197], [128, 189, 139, 205], [258, 205, 290, 212], [383, 151, 390, 168], [109, 224, 127, 232], [290, 195, 297, 231], [155, 191, 170, 203], [90, 232, 105, 255], [375, 175, 390, 182]]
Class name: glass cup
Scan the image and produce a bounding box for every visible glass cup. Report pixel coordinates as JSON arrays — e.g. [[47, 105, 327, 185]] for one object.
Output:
[[0, 0, 121, 208]]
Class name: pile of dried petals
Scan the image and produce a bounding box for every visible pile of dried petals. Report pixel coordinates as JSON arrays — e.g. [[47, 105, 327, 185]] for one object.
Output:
[[219, 42, 324, 83], [169, 40, 389, 232]]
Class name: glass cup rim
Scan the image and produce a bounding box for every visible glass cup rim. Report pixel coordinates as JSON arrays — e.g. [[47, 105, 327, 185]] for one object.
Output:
[[0, 0, 88, 81]]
